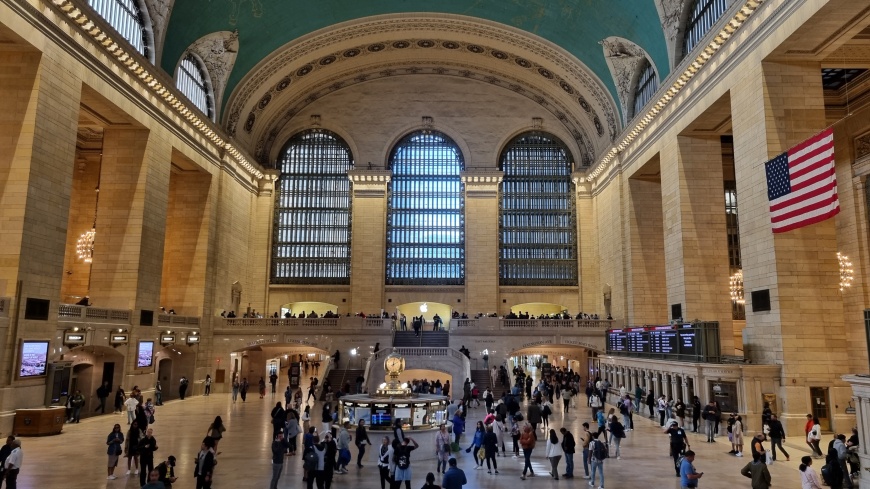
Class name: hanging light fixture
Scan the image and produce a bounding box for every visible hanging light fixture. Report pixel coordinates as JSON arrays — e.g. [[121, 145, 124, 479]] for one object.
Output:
[[729, 270, 744, 304], [76, 150, 102, 264], [838, 252, 854, 292]]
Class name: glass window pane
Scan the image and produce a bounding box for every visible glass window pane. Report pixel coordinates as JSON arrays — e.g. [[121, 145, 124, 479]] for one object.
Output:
[[499, 132, 577, 286], [633, 61, 658, 117], [271, 130, 353, 285], [86, 0, 150, 59], [683, 0, 728, 56], [386, 131, 464, 285], [176, 54, 213, 120]]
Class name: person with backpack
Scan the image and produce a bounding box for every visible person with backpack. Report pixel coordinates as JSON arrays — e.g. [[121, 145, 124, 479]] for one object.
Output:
[[667, 421, 690, 476], [393, 436, 419, 489], [541, 399, 553, 431], [510, 416, 521, 458], [484, 389, 494, 412], [527, 401, 543, 439], [519, 423, 536, 480], [270, 432, 288, 489], [587, 432, 608, 489]]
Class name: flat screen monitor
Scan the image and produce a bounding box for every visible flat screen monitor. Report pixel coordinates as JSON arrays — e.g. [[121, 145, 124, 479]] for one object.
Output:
[[370, 407, 392, 429], [19, 340, 49, 378], [137, 341, 154, 368]]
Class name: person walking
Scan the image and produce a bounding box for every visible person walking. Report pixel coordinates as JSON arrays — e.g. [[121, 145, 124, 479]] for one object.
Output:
[[519, 423, 536, 480], [178, 376, 189, 400], [206, 416, 226, 453], [285, 410, 301, 456], [355, 419, 371, 468], [155, 381, 163, 406], [441, 457, 466, 489], [464, 421, 484, 469], [733, 415, 745, 457], [125, 394, 139, 425], [680, 450, 704, 489], [156, 455, 177, 488], [204, 375, 212, 396], [767, 414, 789, 462], [194, 437, 216, 489], [114, 386, 126, 414], [482, 425, 499, 474], [545, 429, 563, 480], [106, 424, 124, 480], [807, 417, 823, 458], [609, 415, 626, 459], [692, 396, 702, 433], [138, 427, 159, 487], [587, 432, 607, 489], [667, 421, 690, 476], [336, 421, 353, 474], [258, 377, 267, 399], [69, 389, 85, 423], [436, 424, 451, 474], [124, 420, 143, 476], [270, 432, 287, 489], [560, 427, 575, 479], [740, 453, 772, 489], [232, 378, 240, 403]]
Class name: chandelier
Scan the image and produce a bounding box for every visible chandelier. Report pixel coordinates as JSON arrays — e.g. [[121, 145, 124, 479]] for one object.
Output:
[[729, 270, 744, 304], [838, 252, 854, 292], [76, 228, 96, 263]]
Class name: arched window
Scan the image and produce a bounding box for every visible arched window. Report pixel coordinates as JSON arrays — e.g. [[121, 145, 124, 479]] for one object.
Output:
[[499, 132, 577, 286], [682, 0, 728, 56], [633, 61, 658, 118], [386, 131, 464, 285], [272, 130, 353, 284], [86, 0, 152, 61], [176, 54, 214, 120]]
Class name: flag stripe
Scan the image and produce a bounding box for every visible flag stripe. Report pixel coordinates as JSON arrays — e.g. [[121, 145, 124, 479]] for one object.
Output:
[[766, 128, 838, 233]]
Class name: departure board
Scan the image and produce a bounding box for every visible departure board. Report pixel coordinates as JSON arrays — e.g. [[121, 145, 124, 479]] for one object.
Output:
[[605, 322, 719, 362]]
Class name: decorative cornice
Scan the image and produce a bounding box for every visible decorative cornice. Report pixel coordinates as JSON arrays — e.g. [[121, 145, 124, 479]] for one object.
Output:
[[348, 169, 391, 197]]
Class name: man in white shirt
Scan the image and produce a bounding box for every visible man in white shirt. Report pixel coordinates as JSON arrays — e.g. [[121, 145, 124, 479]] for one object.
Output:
[[125, 395, 139, 425], [4, 440, 22, 489]]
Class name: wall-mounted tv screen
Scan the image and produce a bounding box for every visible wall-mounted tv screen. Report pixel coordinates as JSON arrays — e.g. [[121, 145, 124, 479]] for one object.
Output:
[[19, 340, 49, 378], [137, 341, 154, 368]]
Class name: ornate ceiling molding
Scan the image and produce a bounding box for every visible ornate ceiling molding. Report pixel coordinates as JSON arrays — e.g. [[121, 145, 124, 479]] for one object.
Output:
[[255, 59, 599, 168], [186, 30, 239, 119], [142, 0, 174, 65], [654, 0, 688, 69], [601, 37, 656, 123], [223, 15, 620, 161]]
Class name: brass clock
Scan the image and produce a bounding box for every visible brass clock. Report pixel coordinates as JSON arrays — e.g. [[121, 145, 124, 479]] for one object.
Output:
[[385, 353, 405, 375]]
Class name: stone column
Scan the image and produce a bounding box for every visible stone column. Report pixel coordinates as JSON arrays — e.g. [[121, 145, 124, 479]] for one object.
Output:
[[461, 171, 502, 314], [348, 170, 390, 314], [0, 51, 80, 383], [682, 377, 690, 404], [247, 171, 278, 314], [660, 135, 733, 352], [626, 172, 668, 324], [731, 61, 848, 436], [89, 128, 171, 312], [574, 177, 599, 312]]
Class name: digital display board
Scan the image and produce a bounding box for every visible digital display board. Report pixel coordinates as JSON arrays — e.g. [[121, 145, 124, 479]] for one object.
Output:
[[605, 322, 718, 362], [137, 341, 154, 368], [19, 340, 49, 378]]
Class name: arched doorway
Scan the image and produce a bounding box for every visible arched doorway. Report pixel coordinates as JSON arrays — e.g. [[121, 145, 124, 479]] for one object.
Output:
[[56, 345, 124, 419], [155, 344, 197, 400], [230, 344, 335, 394]]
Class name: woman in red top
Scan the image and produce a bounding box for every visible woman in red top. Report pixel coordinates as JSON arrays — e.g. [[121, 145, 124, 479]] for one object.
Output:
[[804, 414, 815, 455]]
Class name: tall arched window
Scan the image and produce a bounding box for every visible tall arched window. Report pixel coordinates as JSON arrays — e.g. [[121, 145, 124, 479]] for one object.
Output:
[[86, 0, 152, 61], [176, 54, 214, 120], [272, 130, 353, 284], [386, 131, 464, 285], [683, 0, 728, 56], [499, 132, 577, 286], [633, 61, 658, 118]]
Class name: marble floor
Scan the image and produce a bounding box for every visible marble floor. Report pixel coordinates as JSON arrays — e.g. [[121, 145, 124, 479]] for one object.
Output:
[[15, 391, 850, 489]]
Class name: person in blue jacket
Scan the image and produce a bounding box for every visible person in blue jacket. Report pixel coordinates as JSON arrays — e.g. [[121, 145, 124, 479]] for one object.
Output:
[[452, 412, 465, 444], [465, 421, 485, 468]]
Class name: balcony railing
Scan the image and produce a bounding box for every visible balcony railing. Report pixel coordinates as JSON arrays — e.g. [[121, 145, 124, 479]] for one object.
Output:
[[57, 304, 132, 325], [217, 316, 614, 332], [452, 317, 618, 331], [220, 317, 392, 331], [157, 314, 201, 326]]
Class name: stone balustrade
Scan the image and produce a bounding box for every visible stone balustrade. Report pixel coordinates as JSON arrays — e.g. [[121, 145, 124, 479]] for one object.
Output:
[[156, 314, 201, 326], [57, 304, 132, 325], [451, 317, 618, 332], [218, 317, 392, 332]]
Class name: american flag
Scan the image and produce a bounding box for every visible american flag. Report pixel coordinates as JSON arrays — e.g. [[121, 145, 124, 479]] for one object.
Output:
[[765, 128, 838, 233]]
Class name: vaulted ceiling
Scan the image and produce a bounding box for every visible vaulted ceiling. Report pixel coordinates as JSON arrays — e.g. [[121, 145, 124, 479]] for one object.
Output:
[[160, 1, 675, 166]]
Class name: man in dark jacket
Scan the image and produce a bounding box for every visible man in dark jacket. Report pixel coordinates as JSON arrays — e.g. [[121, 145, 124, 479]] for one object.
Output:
[[527, 402, 543, 439], [194, 438, 216, 488], [767, 414, 789, 461], [156, 455, 177, 488], [560, 427, 576, 479], [95, 381, 110, 414], [0, 436, 14, 482], [138, 428, 159, 487], [270, 432, 288, 489]]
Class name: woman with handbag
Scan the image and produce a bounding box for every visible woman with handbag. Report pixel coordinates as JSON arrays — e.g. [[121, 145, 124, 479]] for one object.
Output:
[[435, 424, 451, 474], [465, 421, 484, 469]]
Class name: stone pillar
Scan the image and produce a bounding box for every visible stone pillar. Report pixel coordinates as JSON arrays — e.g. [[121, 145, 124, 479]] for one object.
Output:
[[682, 377, 690, 404], [247, 172, 277, 314], [0, 51, 80, 383], [574, 177, 599, 312], [660, 135, 733, 352], [461, 171, 502, 314], [626, 172, 668, 324], [348, 170, 390, 314], [89, 128, 171, 312], [731, 61, 848, 435], [671, 376, 680, 403]]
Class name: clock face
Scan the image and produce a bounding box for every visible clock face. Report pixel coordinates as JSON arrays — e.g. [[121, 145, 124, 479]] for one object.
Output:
[[385, 356, 403, 372]]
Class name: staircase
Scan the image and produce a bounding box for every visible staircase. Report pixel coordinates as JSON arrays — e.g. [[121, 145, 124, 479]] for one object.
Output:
[[393, 331, 420, 347], [421, 331, 449, 347], [320, 369, 365, 400], [470, 369, 510, 401]]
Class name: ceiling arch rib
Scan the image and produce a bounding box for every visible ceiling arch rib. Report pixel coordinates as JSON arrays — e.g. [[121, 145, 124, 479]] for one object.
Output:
[[601, 37, 659, 124], [224, 15, 620, 164]]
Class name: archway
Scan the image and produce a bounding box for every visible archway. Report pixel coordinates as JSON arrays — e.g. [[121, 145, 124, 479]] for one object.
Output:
[[507, 345, 593, 383], [230, 344, 335, 393], [55, 345, 124, 418], [511, 302, 568, 317], [155, 344, 197, 400], [396, 302, 451, 330]]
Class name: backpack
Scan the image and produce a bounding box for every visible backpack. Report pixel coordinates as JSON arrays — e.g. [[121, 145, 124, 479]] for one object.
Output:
[[542, 404, 551, 416], [619, 403, 628, 415], [303, 450, 318, 471], [591, 440, 609, 460], [397, 451, 410, 470]]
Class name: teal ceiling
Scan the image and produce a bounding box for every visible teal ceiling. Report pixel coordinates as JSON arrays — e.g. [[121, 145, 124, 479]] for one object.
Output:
[[161, 0, 669, 112]]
